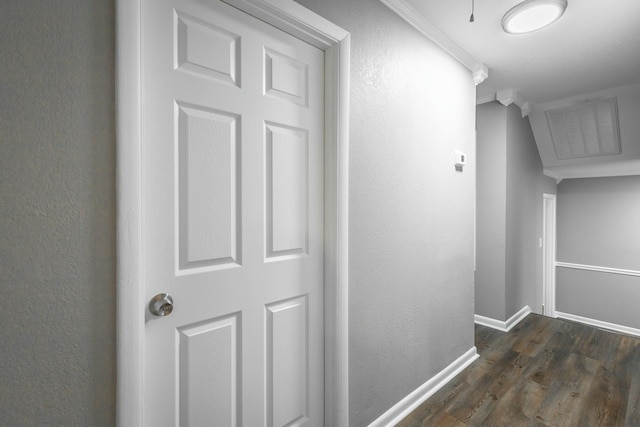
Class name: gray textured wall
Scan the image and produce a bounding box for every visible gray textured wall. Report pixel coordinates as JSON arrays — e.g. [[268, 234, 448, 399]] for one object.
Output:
[[475, 102, 545, 321], [295, 1, 477, 425], [0, 1, 116, 426], [556, 176, 640, 327], [557, 176, 640, 270], [505, 104, 544, 319], [475, 102, 507, 320]]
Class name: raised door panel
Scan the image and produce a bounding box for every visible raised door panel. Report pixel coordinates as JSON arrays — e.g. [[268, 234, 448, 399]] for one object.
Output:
[[265, 122, 308, 260], [177, 313, 241, 426], [175, 10, 241, 86], [265, 296, 309, 427], [264, 48, 308, 106], [176, 102, 241, 271]]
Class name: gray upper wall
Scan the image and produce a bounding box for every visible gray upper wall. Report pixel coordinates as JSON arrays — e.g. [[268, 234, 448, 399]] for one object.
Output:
[[505, 104, 544, 319], [0, 1, 116, 425], [557, 176, 640, 271], [475, 102, 546, 321], [297, 1, 477, 425]]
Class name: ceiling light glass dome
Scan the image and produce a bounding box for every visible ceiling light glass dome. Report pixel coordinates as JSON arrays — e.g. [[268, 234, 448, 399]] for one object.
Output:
[[502, 0, 568, 34]]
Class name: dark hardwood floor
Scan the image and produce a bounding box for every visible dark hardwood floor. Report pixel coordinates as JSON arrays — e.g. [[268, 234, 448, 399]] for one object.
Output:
[[396, 314, 640, 427]]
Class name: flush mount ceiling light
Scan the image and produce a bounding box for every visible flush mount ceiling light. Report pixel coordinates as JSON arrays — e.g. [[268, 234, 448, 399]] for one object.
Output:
[[502, 0, 567, 34]]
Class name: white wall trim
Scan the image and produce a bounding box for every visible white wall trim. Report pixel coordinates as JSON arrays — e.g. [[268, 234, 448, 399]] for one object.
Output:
[[115, 0, 143, 425], [496, 89, 531, 117], [496, 88, 517, 106], [378, 0, 488, 85], [223, 0, 348, 48], [543, 193, 557, 318], [556, 262, 640, 278], [542, 160, 640, 182], [474, 305, 532, 332], [368, 347, 479, 427], [476, 89, 531, 117], [472, 64, 489, 86], [556, 311, 640, 338], [116, 1, 350, 426]]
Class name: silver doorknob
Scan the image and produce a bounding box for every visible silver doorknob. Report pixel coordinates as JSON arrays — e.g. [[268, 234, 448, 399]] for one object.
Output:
[[149, 293, 174, 316]]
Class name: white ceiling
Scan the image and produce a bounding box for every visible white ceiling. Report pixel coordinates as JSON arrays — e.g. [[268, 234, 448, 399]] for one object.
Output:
[[402, 0, 640, 105]]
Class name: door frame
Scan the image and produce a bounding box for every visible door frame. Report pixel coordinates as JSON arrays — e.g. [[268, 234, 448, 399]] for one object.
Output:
[[542, 193, 556, 317], [115, 1, 351, 425]]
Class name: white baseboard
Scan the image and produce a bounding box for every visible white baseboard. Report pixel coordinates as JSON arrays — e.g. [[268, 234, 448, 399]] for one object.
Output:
[[368, 347, 479, 427], [555, 311, 640, 338], [474, 305, 532, 332]]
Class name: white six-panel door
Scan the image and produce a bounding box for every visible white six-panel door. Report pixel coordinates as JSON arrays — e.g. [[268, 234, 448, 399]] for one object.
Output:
[[141, 0, 325, 425]]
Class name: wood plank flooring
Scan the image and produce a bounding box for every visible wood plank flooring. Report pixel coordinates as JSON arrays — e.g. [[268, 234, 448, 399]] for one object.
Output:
[[396, 314, 640, 427]]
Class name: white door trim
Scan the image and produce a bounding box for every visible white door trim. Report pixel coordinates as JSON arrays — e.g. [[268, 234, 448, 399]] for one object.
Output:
[[542, 193, 556, 318], [115, 1, 350, 425]]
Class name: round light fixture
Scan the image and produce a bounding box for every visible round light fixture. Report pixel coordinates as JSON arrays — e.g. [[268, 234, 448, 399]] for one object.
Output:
[[502, 0, 567, 34]]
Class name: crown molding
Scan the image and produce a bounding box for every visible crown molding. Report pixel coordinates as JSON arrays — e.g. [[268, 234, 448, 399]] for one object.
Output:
[[476, 93, 497, 105], [379, 0, 488, 85], [520, 101, 532, 117], [472, 64, 489, 86], [496, 88, 532, 117], [496, 88, 517, 106], [477, 89, 533, 117]]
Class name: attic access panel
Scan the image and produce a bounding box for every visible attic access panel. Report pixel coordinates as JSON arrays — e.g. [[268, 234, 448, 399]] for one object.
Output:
[[545, 97, 621, 160]]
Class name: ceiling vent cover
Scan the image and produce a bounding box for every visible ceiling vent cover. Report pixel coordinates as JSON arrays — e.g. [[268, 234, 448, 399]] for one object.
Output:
[[545, 97, 621, 160]]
